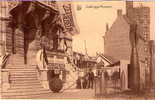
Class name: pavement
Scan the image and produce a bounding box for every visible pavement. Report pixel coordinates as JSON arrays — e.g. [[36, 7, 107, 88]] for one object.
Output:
[[36, 88, 155, 100]]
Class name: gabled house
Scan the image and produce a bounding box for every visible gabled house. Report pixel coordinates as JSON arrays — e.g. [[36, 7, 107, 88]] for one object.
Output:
[[103, 1, 151, 89]]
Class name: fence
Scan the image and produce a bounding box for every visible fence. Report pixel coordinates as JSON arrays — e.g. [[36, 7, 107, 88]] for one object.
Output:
[[94, 67, 122, 96]]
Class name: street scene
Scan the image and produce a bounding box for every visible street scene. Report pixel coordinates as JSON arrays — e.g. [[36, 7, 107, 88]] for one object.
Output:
[[0, 0, 155, 100]]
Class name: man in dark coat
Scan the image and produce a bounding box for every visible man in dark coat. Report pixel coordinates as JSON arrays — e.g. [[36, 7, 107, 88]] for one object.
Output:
[[88, 69, 95, 89]]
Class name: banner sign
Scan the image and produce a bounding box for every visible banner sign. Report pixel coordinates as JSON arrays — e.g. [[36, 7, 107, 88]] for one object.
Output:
[[58, 2, 79, 35], [48, 63, 65, 70]]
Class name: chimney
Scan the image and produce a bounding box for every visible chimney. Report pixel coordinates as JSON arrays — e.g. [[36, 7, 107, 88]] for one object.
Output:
[[126, 1, 133, 9], [126, 1, 133, 17], [117, 9, 122, 16]]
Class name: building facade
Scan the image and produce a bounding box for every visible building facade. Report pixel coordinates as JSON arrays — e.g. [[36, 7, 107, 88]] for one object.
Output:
[[104, 1, 150, 89], [0, 1, 79, 98], [0, 1, 77, 65], [104, 9, 131, 61]]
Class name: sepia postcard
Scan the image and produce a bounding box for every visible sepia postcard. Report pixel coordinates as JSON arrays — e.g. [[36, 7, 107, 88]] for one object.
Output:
[[0, 0, 155, 100]]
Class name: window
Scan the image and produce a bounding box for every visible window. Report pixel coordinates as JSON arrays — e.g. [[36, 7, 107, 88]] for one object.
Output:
[[145, 57, 149, 67], [144, 47, 148, 52]]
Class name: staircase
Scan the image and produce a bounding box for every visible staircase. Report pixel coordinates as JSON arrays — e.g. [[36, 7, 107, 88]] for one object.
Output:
[[1, 54, 52, 99]]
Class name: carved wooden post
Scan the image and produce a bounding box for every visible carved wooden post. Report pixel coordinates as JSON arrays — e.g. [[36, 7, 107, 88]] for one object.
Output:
[[0, 1, 13, 56]]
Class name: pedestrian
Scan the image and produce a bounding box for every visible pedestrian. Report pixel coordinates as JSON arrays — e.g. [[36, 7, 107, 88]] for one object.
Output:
[[82, 74, 88, 89], [88, 69, 95, 89], [76, 76, 82, 89]]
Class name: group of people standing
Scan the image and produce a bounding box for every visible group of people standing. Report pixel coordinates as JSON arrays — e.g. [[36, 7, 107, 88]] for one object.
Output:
[[76, 69, 95, 89]]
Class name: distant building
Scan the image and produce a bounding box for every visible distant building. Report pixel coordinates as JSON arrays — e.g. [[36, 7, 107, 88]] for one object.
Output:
[[103, 1, 150, 89], [73, 51, 97, 74], [96, 53, 119, 67]]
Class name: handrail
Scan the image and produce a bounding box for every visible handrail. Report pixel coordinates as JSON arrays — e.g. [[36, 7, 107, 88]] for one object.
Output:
[[36, 49, 48, 71], [0, 53, 10, 69]]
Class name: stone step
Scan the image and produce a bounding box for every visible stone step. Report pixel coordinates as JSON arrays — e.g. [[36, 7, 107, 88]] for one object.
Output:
[[2, 69, 37, 73], [10, 71, 37, 74], [10, 73, 37, 76], [2, 89, 51, 96], [10, 75, 38, 79], [8, 85, 44, 92], [7, 65, 26, 68], [6, 87, 47, 92], [2, 91, 52, 99], [10, 85, 43, 89], [7, 67, 35, 69], [10, 61, 25, 63], [10, 75, 37, 78], [11, 82, 41, 87], [10, 56, 24, 58], [11, 80, 40, 84], [7, 67, 28, 69], [8, 65, 36, 67], [7, 64, 26, 66], [9, 60, 24, 63], [10, 57, 24, 59], [10, 72, 37, 76], [10, 77, 38, 79], [10, 78, 39, 82], [10, 74, 37, 77], [8, 60, 25, 63], [10, 72, 37, 74], [10, 76, 38, 79], [1, 62, 51, 99], [7, 69, 36, 71]]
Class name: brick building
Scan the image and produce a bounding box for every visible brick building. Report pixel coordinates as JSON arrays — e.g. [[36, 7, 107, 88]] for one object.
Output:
[[103, 1, 150, 89]]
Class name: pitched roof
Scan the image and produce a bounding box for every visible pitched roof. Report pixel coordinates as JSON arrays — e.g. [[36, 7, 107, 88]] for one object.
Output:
[[123, 15, 130, 25], [105, 14, 132, 35], [97, 53, 120, 63]]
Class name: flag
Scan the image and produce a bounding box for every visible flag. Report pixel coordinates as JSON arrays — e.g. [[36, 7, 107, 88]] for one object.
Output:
[[57, 2, 80, 35]]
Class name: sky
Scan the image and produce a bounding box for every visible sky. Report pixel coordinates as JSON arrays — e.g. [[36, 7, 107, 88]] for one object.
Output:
[[72, 1, 155, 56]]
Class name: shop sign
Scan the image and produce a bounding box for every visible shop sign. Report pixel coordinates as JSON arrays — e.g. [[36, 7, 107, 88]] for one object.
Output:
[[48, 63, 65, 70]]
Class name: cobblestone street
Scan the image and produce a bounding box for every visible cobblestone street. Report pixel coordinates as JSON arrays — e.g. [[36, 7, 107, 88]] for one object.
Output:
[[35, 88, 155, 100]]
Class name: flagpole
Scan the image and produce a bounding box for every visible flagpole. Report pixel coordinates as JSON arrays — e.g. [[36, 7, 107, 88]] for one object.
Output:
[[84, 40, 88, 56]]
